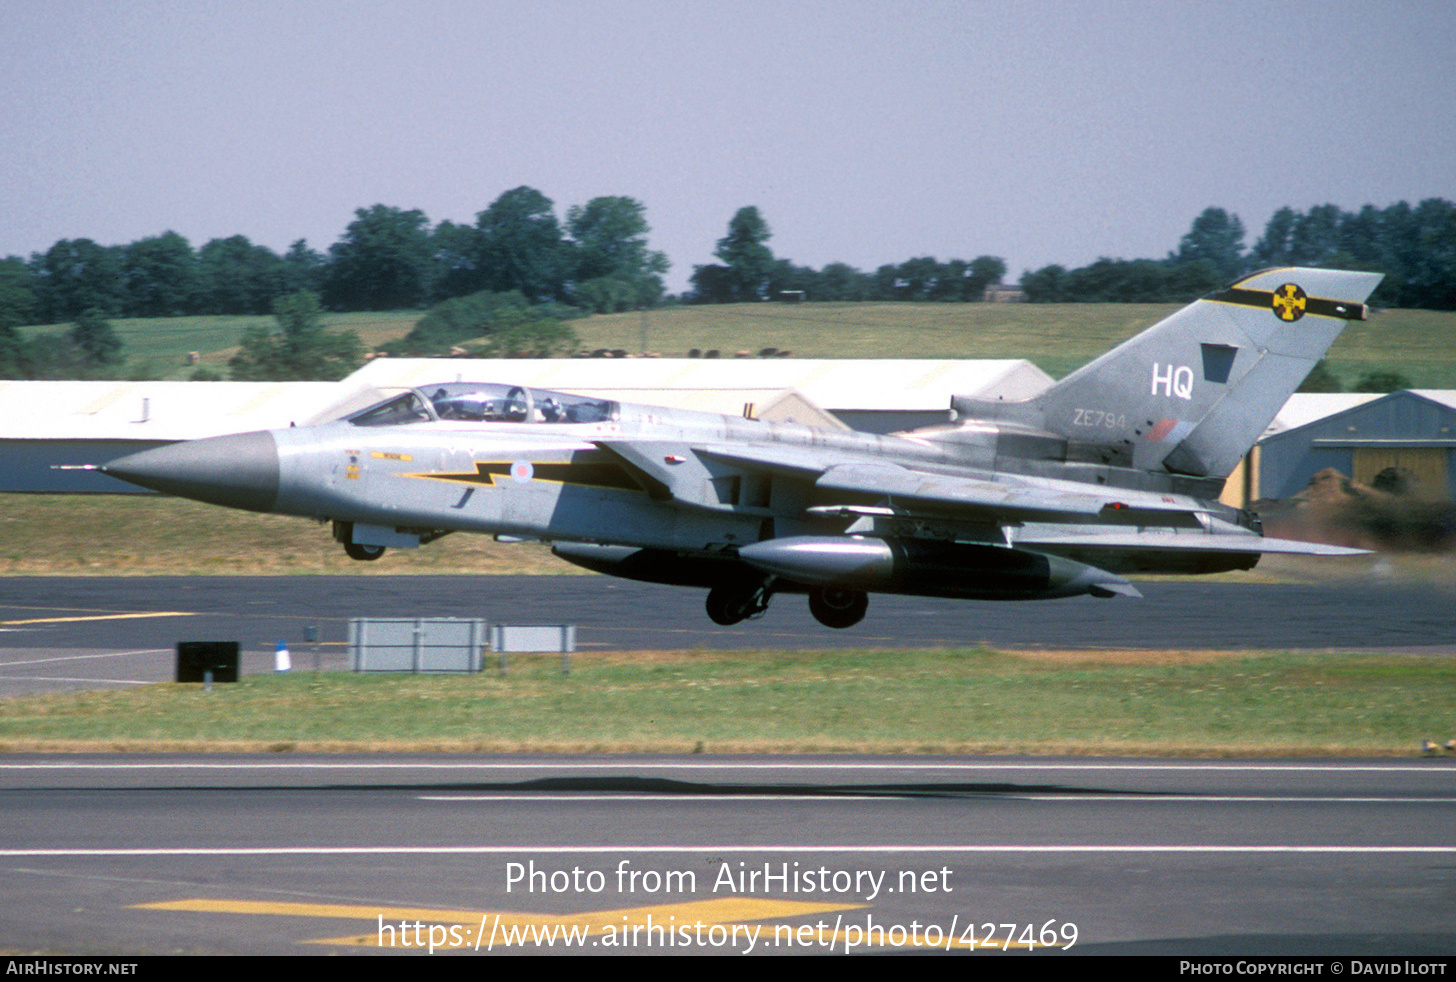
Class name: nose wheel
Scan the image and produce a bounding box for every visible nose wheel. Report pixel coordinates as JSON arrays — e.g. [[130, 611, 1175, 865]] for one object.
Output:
[[808, 587, 868, 628], [334, 520, 385, 561], [343, 541, 386, 561]]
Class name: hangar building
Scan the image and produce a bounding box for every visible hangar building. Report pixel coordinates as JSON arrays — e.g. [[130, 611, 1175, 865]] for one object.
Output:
[[1, 358, 1053, 493], [0, 379, 340, 493], [10, 360, 1449, 508], [1252, 390, 1456, 501]]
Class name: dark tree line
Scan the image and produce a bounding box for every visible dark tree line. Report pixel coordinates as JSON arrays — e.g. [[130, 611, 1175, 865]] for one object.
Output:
[[12, 232, 323, 323], [0, 189, 670, 330], [687, 206, 1009, 304], [3, 195, 1453, 369], [1021, 201, 1456, 309]]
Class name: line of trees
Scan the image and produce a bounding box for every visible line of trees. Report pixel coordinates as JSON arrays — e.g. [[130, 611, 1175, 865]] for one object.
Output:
[[0, 189, 670, 329], [1021, 201, 1456, 309], [4, 197, 1453, 332], [688, 200, 1456, 310], [687, 206, 1009, 304]]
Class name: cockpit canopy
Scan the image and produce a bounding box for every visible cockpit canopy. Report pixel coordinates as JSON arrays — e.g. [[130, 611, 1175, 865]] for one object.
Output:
[[347, 382, 619, 427]]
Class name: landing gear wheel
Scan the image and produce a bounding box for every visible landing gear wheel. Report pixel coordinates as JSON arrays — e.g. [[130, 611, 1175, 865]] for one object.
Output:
[[809, 587, 868, 628], [504, 386, 529, 421], [343, 541, 386, 561], [705, 589, 745, 625], [705, 583, 772, 625]]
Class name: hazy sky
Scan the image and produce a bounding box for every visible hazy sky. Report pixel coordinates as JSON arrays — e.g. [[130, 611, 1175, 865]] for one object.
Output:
[[3, 0, 1453, 293]]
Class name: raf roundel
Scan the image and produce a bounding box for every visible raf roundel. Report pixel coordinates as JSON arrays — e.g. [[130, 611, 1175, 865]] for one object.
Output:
[[510, 460, 534, 483], [1271, 283, 1307, 322]]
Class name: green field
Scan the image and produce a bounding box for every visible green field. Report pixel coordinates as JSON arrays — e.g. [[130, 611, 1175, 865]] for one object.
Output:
[[0, 647, 1448, 756], [22, 310, 420, 378], [584, 303, 1456, 388], [22, 302, 1456, 388], [0, 494, 575, 576]]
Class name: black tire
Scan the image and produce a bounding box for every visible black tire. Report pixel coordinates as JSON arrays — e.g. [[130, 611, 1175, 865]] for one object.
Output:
[[344, 541, 386, 561], [808, 587, 868, 628], [705, 586, 747, 625], [504, 386, 529, 421]]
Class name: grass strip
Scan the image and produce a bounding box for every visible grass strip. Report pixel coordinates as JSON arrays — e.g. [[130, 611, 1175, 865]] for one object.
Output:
[[2, 647, 1450, 756], [23, 303, 1456, 388]]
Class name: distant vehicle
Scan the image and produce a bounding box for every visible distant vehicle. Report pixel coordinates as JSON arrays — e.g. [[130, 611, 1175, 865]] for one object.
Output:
[[103, 267, 1380, 628]]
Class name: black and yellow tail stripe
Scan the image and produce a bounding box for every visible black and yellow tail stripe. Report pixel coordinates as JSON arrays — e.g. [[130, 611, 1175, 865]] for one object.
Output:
[[1206, 283, 1368, 321]]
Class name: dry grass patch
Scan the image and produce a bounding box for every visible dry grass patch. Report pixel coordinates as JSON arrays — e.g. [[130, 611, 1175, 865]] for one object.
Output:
[[0, 494, 578, 575], [1003, 648, 1245, 666]]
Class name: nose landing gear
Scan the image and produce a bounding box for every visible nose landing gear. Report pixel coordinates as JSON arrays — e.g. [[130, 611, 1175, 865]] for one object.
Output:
[[343, 540, 386, 561]]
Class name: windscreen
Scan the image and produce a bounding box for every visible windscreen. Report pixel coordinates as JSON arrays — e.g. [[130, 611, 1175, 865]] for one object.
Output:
[[347, 383, 617, 426], [346, 391, 434, 427]]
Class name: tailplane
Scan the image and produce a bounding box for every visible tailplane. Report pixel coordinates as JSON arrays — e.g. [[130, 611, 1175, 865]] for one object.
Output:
[[1030, 267, 1383, 478]]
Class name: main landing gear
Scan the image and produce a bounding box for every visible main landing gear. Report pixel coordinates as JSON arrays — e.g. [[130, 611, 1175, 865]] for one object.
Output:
[[704, 581, 871, 629], [807, 586, 869, 629], [705, 581, 773, 626]]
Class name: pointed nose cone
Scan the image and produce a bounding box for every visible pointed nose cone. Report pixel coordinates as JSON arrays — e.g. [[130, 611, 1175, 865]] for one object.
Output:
[[102, 431, 280, 513]]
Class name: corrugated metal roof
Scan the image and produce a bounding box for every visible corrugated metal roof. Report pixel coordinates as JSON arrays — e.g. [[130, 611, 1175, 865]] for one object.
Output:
[[13, 370, 1450, 447], [1409, 390, 1456, 411], [1262, 391, 1456, 440], [1262, 394, 1382, 437], [341, 357, 1055, 411], [0, 380, 341, 441], [2, 359, 1052, 441]]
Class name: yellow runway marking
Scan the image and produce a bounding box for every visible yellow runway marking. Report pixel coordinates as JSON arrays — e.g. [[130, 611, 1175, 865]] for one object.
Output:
[[138, 895, 852, 928], [0, 612, 194, 627], [134, 895, 1030, 950], [140, 896, 864, 949]]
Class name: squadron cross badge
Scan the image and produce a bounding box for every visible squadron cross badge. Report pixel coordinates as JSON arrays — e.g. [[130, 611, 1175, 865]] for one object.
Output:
[[1272, 283, 1307, 321]]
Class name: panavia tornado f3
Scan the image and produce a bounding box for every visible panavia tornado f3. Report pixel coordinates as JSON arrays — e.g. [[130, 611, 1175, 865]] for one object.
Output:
[[102, 267, 1380, 629]]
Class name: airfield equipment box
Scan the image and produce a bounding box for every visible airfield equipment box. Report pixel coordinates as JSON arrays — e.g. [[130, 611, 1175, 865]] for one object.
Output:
[[348, 618, 486, 673], [176, 641, 239, 683]]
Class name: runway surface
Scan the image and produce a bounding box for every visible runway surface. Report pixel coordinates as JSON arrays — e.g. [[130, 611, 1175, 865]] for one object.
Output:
[[2, 574, 1453, 696], [2, 754, 1454, 955], [2, 575, 1454, 956]]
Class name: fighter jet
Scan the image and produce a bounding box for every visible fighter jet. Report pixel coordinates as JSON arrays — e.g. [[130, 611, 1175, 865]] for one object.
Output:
[[101, 267, 1380, 629]]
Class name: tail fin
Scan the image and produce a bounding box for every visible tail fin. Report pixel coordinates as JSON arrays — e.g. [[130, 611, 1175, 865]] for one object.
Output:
[[1033, 267, 1383, 478]]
